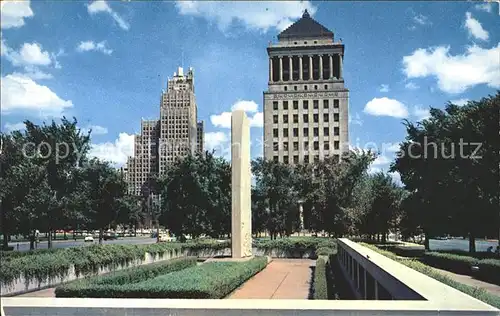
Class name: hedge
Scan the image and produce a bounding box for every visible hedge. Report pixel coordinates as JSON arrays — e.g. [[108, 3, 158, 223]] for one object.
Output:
[[57, 256, 268, 298], [360, 243, 500, 309], [55, 257, 197, 297], [253, 237, 336, 257], [422, 252, 477, 275], [475, 260, 500, 286], [313, 256, 329, 299]]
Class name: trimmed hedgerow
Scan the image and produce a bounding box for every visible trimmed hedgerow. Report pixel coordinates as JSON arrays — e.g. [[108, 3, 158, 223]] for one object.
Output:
[[253, 237, 336, 257], [55, 257, 197, 297], [475, 260, 500, 286], [360, 243, 500, 309], [315, 247, 335, 257], [313, 256, 329, 299], [57, 256, 268, 299], [422, 252, 477, 275]]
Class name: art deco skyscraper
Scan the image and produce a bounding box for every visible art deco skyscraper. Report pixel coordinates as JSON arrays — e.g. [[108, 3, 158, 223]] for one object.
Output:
[[263, 10, 349, 165]]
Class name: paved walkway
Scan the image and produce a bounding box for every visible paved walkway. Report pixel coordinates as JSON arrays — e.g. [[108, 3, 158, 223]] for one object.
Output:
[[16, 288, 55, 297], [227, 259, 314, 299], [432, 267, 500, 297]]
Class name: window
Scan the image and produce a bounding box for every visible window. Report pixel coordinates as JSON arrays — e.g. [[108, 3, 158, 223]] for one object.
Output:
[[273, 129, 278, 137], [314, 128, 319, 137], [334, 154, 340, 161], [283, 156, 289, 164], [293, 128, 299, 137], [294, 42, 297, 44], [324, 142, 330, 150], [314, 155, 319, 162], [273, 101, 279, 110], [293, 114, 299, 123], [304, 41, 308, 44], [324, 127, 329, 136], [334, 99, 339, 108], [273, 142, 278, 151], [314, 141, 319, 150], [293, 142, 299, 151], [303, 128, 309, 137], [334, 113, 339, 122], [273, 156, 279, 162], [304, 141, 309, 150], [283, 101, 288, 110], [303, 114, 309, 123], [284, 86, 288, 91], [323, 100, 329, 109], [283, 128, 289, 137], [334, 127, 340, 136], [304, 155, 310, 163], [283, 115, 288, 123], [324, 85, 328, 90], [273, 115, 278, 123], [334, 141, 340, 150], [324, 113, 329, 122], [294, 86, 298, 91], [314, 85, 318, 90], [313, 100, 319, 109], [314, 41, 317, 44], [313, 114, 319, 123], [284, 142, 289, 151], [293, 100, 298, 109], [304, 85, 308, 90], [293, 156, 299, 164], [303, 100, 309, 109]]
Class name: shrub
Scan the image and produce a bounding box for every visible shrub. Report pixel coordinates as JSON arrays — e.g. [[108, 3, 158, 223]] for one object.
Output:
[[57, 257, 268, 298], [315, 247, 335, 257], [313, 257, 329, 299], [474, 260, 500, 286], [422, 252, 477, 275], [253, 237, 336, 257], [55, 257, 197, 297], [360, 242, 500, 309]]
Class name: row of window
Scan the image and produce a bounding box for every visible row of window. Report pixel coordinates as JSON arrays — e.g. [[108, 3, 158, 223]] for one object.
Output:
[[274, 113, 339, 124], [283, 84, 334, 92], [274, 140, 340, 151], [273, 154, 340, 164], [273, 126, 340, 138], [273, 99, 340, 111]]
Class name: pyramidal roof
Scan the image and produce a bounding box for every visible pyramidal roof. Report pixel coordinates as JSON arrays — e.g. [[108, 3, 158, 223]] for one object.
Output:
[[278, 9, 333, 40]]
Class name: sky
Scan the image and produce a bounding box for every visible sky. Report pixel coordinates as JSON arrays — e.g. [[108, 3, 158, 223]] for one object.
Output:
[[1, 0, 499, 184]]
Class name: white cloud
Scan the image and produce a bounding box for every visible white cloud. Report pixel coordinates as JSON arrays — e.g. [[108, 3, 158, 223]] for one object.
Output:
[[383, 142, 400, 153], [450, 98, 469, 106], [3, 122, 25, 132], [12, 69, 53, 80], [0, 74, 73, 116], [348, 112, 363, 126], [76, 40, 113, 55], [412, 105, 431, 121], [405, 81, 419, 90], [372, 155, 392, 166], [87, 0, 130, 30], [82, 125, 108, 136], [402, 44, 500, 93], [364, 97, 408, 118], [2, 41, 52, 67], [211, 100, 263, 128], [413, 14, 431, 26], [231, 100, 258, 112], [388, 171, 403, 186], [89, 132, 134, 167], [379, 84, 390, 92], [464, 12, 489, 41], [474, 3, 493, 13], [0, 0, 33, 29], [204, 131, 231, 160], [175, 1, 316, 33]]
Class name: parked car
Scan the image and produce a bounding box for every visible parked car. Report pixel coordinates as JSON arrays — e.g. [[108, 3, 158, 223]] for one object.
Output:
[[158, 234, 175, 242], [103, 232, 117, 241], [84, 235, 94, 242]]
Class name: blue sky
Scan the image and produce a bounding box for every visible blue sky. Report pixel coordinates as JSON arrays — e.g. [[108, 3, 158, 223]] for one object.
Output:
[[1, 1, 499, 182]]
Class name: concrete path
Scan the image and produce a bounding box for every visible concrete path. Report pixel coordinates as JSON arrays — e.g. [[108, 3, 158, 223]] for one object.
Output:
[[227, 259, 314, 299], [16, 288, 55, 297], [432, 267, 500, 297]]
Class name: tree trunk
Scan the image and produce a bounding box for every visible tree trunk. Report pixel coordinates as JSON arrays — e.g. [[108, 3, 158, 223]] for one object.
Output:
[[469, 233, 476, 253], [47, 227, 52, 248], [30, 230, 35, 250], [99, 228, 103, 244], [134, 222, 137, 237], [382, 233, 387, 244], [2, 231, 9, 250], [424, 232, 430, 251], [53, 230, 56, 240]]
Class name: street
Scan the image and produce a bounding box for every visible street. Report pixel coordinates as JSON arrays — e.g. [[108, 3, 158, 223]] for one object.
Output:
[[9, 236, 158, 252]]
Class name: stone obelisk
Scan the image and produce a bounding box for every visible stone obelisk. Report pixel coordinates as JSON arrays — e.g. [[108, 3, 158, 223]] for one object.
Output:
[[231, 109, 252, 258]]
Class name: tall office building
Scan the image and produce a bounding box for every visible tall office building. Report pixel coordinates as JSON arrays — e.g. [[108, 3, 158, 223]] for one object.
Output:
[[263, 10, 349, 165], [127, 66, 203, 196]]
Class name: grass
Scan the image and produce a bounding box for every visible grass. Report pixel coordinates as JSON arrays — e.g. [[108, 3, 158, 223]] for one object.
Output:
[[359, 242, 500, 309]]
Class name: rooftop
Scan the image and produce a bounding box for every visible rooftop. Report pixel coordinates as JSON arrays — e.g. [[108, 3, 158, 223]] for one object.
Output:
[[278, 9, 334, 40]]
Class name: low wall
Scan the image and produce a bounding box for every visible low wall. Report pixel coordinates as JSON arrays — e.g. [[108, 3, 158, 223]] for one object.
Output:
[[1, 248, 228, 297]]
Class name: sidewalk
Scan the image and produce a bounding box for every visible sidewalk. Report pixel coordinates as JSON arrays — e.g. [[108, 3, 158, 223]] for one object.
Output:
[[227, 259, 314, 299], [432, 267, 500, 297]]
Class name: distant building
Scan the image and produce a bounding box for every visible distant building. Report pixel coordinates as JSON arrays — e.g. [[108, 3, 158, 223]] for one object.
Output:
[[126, 66, 203, 196], [263, 9, 349, 165], [197, 121, 204, 153]]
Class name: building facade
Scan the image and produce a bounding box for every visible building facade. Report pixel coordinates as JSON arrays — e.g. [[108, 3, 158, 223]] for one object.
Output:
[[127, 66, 203, 196], [263, 10, 349, 165]]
